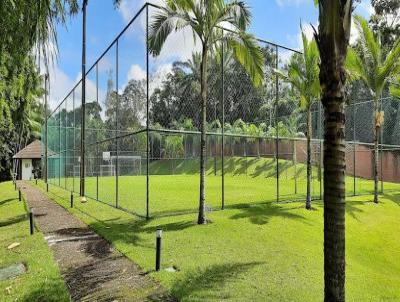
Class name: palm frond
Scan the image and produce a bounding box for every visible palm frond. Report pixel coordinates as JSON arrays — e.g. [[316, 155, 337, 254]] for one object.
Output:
[[225, 31, 264, 87], [378, 39, 400, 86], [354, 15, 380, 67], [345, 47, 369, 83], [148, 7, 193, 56]]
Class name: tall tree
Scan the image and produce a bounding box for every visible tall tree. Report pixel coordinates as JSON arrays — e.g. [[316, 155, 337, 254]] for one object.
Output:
[[346, 15, 400, 203], [315, 0, 353, 300], [0, 0, 79, 65], [275, 31, 320, 209], [149, 0, 264, 224], [370, 0, 400, 49]]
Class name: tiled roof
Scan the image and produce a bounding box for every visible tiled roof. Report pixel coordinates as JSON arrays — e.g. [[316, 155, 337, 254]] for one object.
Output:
[[13, 140, 43, 159]]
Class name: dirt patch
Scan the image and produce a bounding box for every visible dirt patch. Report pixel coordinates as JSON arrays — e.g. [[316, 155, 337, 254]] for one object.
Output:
[[19, 182, 176, 302]]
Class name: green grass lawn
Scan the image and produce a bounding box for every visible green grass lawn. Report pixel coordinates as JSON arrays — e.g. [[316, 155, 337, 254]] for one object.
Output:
[[49, 157, 400, 218], [38, 158, 400, 301], [0, 181, 69, 302]]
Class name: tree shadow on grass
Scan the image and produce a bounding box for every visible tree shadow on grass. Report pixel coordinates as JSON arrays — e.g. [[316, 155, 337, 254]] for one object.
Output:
[[251, 159, 276, 178], [229, 202, 308, 225], [81, 209, 197, 249], [382, 192, 400, 206], [0, 198, 17, 207], [170, 262, 264, 301], [0, 214, 26, 227], [345, 200, 368, 221]]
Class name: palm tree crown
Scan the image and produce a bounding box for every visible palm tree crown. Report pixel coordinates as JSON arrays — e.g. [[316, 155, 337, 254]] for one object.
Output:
[[346, 15, 400, 98], [148, 0, 264, 87]]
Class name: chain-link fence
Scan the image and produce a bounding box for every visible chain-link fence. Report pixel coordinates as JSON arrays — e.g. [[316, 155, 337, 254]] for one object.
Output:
[[41, 3, 400, 218]]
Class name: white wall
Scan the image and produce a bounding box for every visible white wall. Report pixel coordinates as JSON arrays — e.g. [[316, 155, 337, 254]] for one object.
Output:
[[21, 159, 33, 180]]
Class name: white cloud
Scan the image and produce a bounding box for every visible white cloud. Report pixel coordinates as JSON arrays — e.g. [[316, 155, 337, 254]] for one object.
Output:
[[48, 65, 76, 111], [275, 0, 311, 7], [149, 63, 173, 94], [286, 22, 317, 51], [127, 64, 146, 81], [118, 0, 199, 63], [350, 17, 359, 45]]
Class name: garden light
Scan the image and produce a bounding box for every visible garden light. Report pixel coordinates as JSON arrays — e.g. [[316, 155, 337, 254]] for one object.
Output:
[[156, 227, 162, 271]]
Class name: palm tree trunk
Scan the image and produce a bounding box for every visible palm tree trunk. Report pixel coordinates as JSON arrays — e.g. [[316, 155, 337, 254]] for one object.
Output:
[[318, 2, 351, 300], [306, 107, 312, 209], [373, 98, 379, 203], [198, 44, 208, 225], [323, 98, 346, 302]]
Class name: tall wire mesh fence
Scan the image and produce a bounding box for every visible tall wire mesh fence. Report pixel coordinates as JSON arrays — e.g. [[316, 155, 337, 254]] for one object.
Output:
[[41, 3, 400, 218]]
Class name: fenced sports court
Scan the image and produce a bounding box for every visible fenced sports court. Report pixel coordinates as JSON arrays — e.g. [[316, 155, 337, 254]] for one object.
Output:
[[42, 3, 400, 218]]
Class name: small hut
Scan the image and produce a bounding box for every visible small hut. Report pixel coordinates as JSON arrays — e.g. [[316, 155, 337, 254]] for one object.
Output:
[[13, 140, 43, 180]]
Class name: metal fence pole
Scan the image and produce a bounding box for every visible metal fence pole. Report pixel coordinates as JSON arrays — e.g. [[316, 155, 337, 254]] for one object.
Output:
[[73, 90, 75, 192], [380, 98, 383, 193], [221, 40, 225, 210], [319, 102, 322, 200], [353, 103, 356, 196], [96, 63, 99, 201], [44, 74, 48, 184], [116, 39, 119, 208], [275, 45, 279, 202], [65, 100, 67, 189], [59, 102, 61, 187], [80, 0, 87, 198], [146, 4, 150, 219]]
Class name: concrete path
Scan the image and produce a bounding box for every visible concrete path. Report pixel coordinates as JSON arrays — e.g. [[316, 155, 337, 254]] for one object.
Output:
[[19, 181, 175, 302]]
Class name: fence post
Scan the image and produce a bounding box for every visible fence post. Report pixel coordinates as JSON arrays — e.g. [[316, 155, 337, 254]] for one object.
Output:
[[146, 4, 150, 219], [221, 39, 225, 210], [72, 90, 75, 193], [96, 63, 99, 201], [59, 102, 61, 187], [45, 74, 48, 185], [275, 45, 279, 202], [80, 0, 87, 199], [115, 39, 119, 208], [380, 98, 383, 194], [353, 103, 356, 196], [319, 102, 322, 200]]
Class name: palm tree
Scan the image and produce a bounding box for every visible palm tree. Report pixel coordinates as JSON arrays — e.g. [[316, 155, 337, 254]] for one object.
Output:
[[149, 0, 264, 224], [346, 15, 400, 203], [275, 30, 320, 210], [315, 0, 353, 300]]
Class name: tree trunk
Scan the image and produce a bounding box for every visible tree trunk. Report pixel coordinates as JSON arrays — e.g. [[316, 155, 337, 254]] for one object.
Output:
[[198, 44, 208, 225], [306, 108, 312, 209], [317, 1, 351, 300], [373, 98, 379, 203], [323, 98, 346, 302]]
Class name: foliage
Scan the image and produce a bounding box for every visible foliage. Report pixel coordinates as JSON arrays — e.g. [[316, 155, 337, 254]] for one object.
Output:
[[0, 54, 44, 181], [370, 0, 400, 49], [0, 0, 79, 65]]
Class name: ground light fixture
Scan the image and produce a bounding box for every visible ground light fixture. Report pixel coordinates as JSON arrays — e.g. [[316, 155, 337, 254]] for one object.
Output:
[[156, 227, 162, 271]]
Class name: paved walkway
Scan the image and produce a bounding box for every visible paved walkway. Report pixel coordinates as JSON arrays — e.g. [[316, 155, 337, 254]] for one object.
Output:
[[19, 181, 175, 302]]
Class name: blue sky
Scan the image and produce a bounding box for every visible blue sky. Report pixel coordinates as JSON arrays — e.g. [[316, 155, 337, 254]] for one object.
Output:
[[47, 0, 373, 110]]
